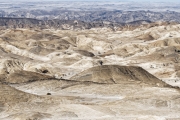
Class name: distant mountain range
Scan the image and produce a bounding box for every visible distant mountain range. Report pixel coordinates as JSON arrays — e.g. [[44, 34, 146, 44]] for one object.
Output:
[[0, 17, 177, 30], [0, 10, 180, 23], [0, 18, 119, 30]]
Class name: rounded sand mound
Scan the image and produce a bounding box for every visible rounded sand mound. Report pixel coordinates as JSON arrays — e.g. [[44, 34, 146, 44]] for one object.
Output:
[[3, 112, 51, 120], [0, 83, 38, 103], [70, 65, 168, 87], [137, 33, 155, 41], [3, 70, 54, 84]]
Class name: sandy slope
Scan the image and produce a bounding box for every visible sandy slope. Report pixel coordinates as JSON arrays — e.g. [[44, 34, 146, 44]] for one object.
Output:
[[0, 23, 180, 119]]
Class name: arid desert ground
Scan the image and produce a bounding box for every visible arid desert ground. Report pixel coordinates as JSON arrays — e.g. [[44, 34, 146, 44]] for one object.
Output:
[[0, 20, 179, 120]]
